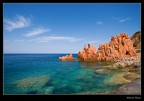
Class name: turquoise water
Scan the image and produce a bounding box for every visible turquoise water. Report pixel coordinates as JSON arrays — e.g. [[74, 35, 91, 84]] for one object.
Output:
[[4, 54, 119, 94]]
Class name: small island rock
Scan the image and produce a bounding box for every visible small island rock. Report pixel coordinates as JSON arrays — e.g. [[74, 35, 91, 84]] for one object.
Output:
[[59, 54, 76, 61]]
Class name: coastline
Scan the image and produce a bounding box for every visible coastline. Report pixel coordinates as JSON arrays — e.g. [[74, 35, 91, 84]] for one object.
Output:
[[78, 76, 141, 95], [108, 77, 141, 95], [108, 54, 141, 95]]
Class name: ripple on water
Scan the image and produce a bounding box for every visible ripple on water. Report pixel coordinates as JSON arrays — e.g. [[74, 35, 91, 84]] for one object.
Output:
[[4, 54, 140, 94]]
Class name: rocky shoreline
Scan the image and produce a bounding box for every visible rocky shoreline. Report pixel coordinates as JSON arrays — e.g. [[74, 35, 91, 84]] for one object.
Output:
[[108, 56, 141, 95], [108, 77, 141, 95], [58, 32, 141, 95], [78, 76, 141, 95], [80, 55, 141, 95], [109, 56, 141, 68]]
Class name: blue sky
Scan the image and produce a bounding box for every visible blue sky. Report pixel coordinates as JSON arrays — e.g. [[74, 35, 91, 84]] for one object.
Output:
[[4, 3, 140, 53]]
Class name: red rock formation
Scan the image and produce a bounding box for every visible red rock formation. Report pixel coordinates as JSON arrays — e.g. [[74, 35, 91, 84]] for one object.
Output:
[[78, 33, 138, 62], [59, 54, 76, 61], [130, 31, 140, 49], [78, 44, 97, 61]]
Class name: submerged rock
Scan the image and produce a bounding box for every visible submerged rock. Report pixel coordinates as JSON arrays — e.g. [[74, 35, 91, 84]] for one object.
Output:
[[38, 86, 54, 94], [44, 86, 54, 94], [123, 72, 140, 81], [13, 75, 50, 91], [59, 54, 76, 61], [95, 69, 110, 74], [104, 73, 130, 86]]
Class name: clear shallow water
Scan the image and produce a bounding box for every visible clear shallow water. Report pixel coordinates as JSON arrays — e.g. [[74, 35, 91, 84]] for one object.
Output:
[[4, 54, 120, 94]]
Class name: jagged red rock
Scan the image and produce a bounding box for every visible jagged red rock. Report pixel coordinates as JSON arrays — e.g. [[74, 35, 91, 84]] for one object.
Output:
[[59, 54, 76, 61], [78, 33, 138, 62], [78, 44, 97, 61]]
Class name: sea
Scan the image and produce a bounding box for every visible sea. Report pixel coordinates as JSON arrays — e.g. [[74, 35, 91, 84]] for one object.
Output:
[[4, 54, 122, 94]]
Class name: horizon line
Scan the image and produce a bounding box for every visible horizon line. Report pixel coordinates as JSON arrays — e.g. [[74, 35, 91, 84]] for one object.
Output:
[[4, 53, 78, 54]]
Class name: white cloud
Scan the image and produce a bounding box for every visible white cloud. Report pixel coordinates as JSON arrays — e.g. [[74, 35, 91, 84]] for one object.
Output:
[[96, 21, 103, 25], [119, 17, 131, 22], [28, 36, 83, 42], [112, 17, 131, 23], [4, 15, 30, 31], [24, 27, 51, 37]]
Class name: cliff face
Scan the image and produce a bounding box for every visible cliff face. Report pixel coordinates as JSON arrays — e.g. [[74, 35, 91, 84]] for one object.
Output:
[[78, 44, 97, 61], [130, 31, 140, 49], [59, 54, 76, 61], [78, 33, 138, 62]]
